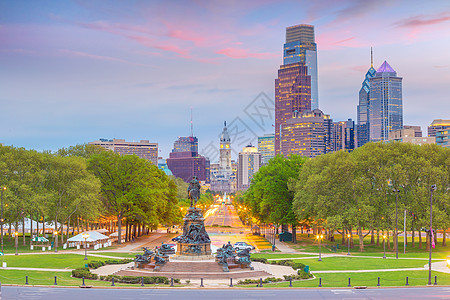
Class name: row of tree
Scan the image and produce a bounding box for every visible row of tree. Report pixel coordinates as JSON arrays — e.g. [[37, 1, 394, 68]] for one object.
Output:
[[0, 144, 182, 246], [239, 142, 450, 250]]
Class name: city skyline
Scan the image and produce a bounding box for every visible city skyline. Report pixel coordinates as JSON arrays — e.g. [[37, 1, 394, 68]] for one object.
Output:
[[1, 0, 450, 159]]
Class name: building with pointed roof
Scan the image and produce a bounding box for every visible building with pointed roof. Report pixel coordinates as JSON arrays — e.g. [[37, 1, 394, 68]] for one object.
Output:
[[369, 60, 403, 142], [356, 48, 377, 147], [210, 122, 235, 193]]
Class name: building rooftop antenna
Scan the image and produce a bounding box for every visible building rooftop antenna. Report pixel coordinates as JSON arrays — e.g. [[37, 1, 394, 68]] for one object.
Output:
[[190, 107, 194, 137]]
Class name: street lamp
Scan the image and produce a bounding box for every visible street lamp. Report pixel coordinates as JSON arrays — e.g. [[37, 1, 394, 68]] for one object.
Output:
[[347, 233, 351, 256], [82, 233, 89, 260], [382, 234, 387, 259], [428, 184, 437, 285], [392, 189, 400, 259], [0, 186, 6, 254], [53, 231, 58, 253], [316, 234, 324, 261], [272, 225, 276, 252], [14, 231, 19, 255]]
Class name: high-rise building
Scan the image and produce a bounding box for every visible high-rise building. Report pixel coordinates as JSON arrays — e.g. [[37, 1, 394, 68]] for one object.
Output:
[[275, 63, 311, 155], [333, 119, 355, 152], [89, 138, 158, 165], [284, 24, 318, 110], [166, 136, 209, 183], [237, 145, 261, 191], [173, 136, 198, 153], [257, 134, 275, 165], [356, 49, 376, 147], [428, 119, 450, 137], [369, 61, 403, 142], [280, 109, 333, 158]]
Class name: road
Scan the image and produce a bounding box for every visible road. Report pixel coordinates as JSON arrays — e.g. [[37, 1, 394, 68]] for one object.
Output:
[[204, 204, 244, 228], [1, 286, 449, 299]]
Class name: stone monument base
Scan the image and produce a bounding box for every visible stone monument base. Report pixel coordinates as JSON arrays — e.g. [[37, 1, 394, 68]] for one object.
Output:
[[176, 242, 211, 256]]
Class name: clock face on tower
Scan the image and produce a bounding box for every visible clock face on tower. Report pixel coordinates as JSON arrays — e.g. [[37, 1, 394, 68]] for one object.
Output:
[[225, 144, 229, 148], [220, 144, 223, 149]]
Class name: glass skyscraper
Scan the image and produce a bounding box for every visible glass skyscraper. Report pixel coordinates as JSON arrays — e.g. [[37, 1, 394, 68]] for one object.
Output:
[[356, 50, 376, 147], [369, 61, 403, 142], [283, 24, 318, 110]]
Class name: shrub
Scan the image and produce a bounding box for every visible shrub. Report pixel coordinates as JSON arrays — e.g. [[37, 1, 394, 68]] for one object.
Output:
[[88, 261, 105, 269], [250, 257, 267, 263], [72, 268, 98, 280], [268, 259, 306, 270], [99, 275, 170, 284], [88, 259, 133, 269]]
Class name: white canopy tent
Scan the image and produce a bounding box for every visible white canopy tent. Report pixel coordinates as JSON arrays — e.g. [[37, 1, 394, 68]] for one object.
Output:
[[67, 231, 111, 249]]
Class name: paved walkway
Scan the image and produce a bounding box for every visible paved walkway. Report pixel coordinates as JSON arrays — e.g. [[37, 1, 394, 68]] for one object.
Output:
[[0, 267, 72, 272], [312, 267, 426, 274]]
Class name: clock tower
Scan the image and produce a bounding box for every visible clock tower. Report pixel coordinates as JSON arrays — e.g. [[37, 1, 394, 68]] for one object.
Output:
[[219, 121, 232, 173]]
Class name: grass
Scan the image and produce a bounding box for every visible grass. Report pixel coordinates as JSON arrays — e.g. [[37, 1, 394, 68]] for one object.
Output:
[[270, 257, 439, 271], [2, 254, 112, 269], [258, 270, 450, 288], [252, 253, 315, 259]]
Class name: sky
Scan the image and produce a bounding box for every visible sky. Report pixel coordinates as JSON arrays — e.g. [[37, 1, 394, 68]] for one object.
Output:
[[1, 0, 450, 161]]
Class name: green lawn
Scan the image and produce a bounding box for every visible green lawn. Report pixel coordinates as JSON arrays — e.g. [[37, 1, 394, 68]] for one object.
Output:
[[252, 253, 315, 259], [0, 269, 171, 287], [272, 257, 438, 271], [2, 254, 112, 269], [258, 270, 450, 288]]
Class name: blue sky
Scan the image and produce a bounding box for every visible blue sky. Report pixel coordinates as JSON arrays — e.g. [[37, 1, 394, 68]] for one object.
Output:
[[1, 0, 450, 160]]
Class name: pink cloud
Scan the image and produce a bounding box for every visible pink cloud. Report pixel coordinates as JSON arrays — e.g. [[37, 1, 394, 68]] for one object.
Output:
[[395, 12, 450, 28], [216, 47, 276, 59], [58, 49, 151, 66]]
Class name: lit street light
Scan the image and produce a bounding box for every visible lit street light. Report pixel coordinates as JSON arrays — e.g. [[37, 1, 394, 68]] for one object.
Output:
[[14, 231, 19, 255], [0, 186, 6, 254], [316, 234, 324, 261], [82, 233, 89, 260], [347, 233, 351, 256], [382, 235, 387, 259], [53, 231, 58, 253], [428, 184, 437, 285]]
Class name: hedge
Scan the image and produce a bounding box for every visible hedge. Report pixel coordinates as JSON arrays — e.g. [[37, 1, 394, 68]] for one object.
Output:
[[99, 275, 178, 284], [72, 268, 98, 280]]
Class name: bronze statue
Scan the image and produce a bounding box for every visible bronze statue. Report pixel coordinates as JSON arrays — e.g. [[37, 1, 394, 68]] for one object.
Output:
[[187, 176, 201, 207]]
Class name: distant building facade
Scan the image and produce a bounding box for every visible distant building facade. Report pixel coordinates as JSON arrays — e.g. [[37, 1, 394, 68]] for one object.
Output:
[[166, 136, 209, 183], [89, 138, 158, 165], [257, 134, 275, 165], [333, 119, 355, 152], [403, 125, 422, 137], [388, 128, 435, 145], [436, 129, 450, 148], [369, 61, 403, 142], [280, 109, 333, 158], [428, 119, 450, 137], [237, 145, 261, 191]]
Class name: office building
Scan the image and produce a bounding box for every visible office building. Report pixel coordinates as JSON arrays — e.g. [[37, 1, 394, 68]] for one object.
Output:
[[388, 128, 435, 145], [173, 136, 198, 153], [428, 119, 450, 137], [257, 134, 275, 165], [333, 119, 355, 152], [280, 109, 333, 158], [89, 138, 158, 165], [369, 61, 403, 142], [356, 49, 376, 147], [237, 145, 261, 191], [403, 125, 422, 137], [166, 136, 209, 183], [436, 129, 450, 148], [284, 24, 319, 110]]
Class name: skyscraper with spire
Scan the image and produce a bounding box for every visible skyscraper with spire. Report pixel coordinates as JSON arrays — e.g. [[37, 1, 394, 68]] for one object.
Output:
[[369, 61, 403, 142], [356, 48, 376, 147]]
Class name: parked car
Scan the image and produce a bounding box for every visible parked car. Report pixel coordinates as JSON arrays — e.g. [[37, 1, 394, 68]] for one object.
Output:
[[233, 242, 255, 251], [172, 235, 182, 242]]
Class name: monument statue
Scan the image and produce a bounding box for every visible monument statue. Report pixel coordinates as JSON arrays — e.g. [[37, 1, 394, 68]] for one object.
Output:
[[187, 176, 201, 207]]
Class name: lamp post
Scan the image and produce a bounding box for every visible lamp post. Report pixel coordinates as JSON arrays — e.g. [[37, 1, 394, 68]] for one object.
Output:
[[393, 189, 400, 259], [0, 186, 6, 254], [53, 231, 58, 253], [382, 234, 387, 259], [14, 231, 19, 255], [428, 184, 437, 285], [316, 234, 324, 261], [82, 233, 89, 260], [347, 233, 351, 256]]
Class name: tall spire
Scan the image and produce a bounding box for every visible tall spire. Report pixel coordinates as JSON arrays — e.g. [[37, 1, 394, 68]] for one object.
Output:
[[370, 47, 373, 68], [190, 107, 193, 137]]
